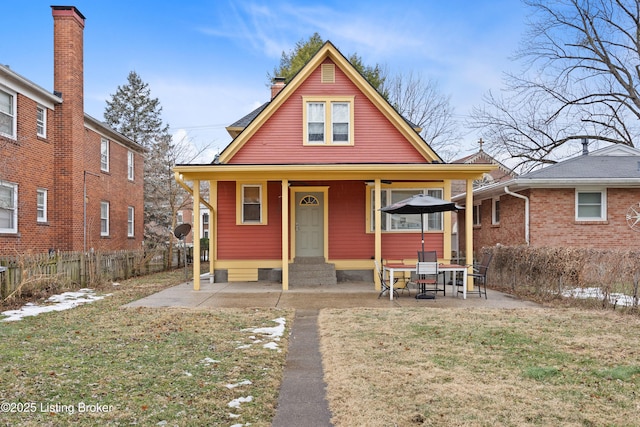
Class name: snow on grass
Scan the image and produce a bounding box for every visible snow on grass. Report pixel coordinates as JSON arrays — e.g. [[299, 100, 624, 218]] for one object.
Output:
[[563, 287, 638, 307], [243, 317, 286, 351], [1, 288, 110, 321]]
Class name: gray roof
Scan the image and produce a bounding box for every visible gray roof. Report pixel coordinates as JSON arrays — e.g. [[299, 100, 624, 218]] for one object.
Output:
[[519, 155, 640, 180], [228, 102, 269, 128]]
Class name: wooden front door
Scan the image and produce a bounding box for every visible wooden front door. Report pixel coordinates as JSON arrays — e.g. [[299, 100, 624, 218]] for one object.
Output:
[[295, 192, 324, 257]]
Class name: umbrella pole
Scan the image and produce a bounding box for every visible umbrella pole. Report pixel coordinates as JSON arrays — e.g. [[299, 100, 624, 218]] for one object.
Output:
[[421, 214, 425, 254]]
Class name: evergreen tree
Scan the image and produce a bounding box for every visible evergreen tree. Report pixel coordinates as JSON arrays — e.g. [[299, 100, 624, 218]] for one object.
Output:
[[104, 71, 184, 255]]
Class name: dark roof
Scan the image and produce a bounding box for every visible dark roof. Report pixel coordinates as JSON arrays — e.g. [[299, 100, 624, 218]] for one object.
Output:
[[520, 155, 640, 180], [228, 102, 269, 128]]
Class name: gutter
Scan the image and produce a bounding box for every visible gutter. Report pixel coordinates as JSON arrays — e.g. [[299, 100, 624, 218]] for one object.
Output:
[[504, 186, 529, 245]]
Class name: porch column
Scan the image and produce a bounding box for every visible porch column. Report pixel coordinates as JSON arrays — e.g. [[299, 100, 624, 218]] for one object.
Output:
[[281, 179, 289, 290], [465, 179, 474, 291], [374, 179, 382, 290], [193, 180, 201, 291], [209, 180, 216, 283]]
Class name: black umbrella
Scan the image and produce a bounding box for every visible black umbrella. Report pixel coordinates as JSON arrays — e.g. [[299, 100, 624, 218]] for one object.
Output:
[[380, 194, 460, 253]]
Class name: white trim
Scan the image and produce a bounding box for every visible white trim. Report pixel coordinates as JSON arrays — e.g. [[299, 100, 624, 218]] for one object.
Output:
[[0, 181, 18, 233], [100, 201, 110, 236], [36, 105, 46, 138], [492, 197, 500, 225], [0, 86, 16, 139], [100, 138, 110, 172], [127, 150, 134, 181], [575, 188, 607, 221], [36, 188, 47, 223], [127, 206, 134, 237]]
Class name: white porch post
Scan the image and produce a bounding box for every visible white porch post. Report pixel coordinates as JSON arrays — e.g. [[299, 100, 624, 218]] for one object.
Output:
[[281, 179, 289, 290], [465, 179, 474, 291], [374, 179, 382, 290], [193, 180, 201, 291]]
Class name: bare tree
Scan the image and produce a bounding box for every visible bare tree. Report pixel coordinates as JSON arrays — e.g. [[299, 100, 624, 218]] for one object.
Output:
[[471, 0, 640, 171], [385, 71, 461, 161]]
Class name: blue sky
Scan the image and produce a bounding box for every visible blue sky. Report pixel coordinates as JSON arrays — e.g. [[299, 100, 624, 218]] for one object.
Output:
[[2, 0, 527, 162]]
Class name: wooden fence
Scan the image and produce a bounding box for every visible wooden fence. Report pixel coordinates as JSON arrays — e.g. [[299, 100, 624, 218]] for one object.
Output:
[[0, 249, 187, 300]]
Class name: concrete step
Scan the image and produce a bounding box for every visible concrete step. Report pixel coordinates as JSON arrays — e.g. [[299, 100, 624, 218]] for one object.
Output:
[[289, 259, 337, 286]]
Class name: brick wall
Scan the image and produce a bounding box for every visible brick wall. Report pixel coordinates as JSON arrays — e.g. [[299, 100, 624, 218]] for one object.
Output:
[[458, 187, 640, 253]]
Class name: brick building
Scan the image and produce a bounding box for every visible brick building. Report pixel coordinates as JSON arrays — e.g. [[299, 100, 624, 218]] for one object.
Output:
[[453, 143, 640, 253], [0, 6, 145, 255]]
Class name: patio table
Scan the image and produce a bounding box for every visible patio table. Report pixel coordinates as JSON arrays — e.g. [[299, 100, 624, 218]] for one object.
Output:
[[383, 263, 468, 300]]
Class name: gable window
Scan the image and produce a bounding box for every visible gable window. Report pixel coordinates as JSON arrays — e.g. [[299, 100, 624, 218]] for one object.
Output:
[[492, 198, 500, 225], [127, 150, 134, 180], [37, 188, 47, 223], [372, 188, 444, 232], [303, 96, 354, 145], [0, 88, 16, 139], [127, 206, 134, 237], [100, 138, 109, 172], [473, 204, 481, 226], [176, 211, 184, 224], [36, 105, 46, 138], [576, 189, 606, 221], [100, 201, 110, 236], [0, 181, 18, 233]]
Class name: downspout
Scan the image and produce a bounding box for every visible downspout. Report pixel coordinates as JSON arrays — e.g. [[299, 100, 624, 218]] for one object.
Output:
[[504, 186, 529, 245]]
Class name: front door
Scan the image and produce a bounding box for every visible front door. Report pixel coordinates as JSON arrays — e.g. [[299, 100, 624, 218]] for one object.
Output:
[[295, 192, 324, 257]]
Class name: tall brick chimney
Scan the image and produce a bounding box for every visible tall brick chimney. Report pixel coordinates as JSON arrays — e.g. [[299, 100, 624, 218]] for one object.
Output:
[[52, 6, 86, 251]]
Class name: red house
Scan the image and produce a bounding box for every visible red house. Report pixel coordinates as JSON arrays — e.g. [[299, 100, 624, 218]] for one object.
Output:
[[0, 6, 145, 255], [174, 42, 494, 291]]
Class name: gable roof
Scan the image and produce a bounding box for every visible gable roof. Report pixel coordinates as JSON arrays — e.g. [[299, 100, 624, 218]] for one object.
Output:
[[216, 41, 442, 164], [453, 144, 640, 202]]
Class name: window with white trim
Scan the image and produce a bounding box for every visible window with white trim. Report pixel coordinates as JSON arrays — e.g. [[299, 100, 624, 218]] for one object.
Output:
[[0, 181, 18, 233], [576, 189, 606, 220], [127, 206, 134, 237], [0, 88, 16, 139], [492, 198, 500, 225], [127, 150, 134, 180], [100, 138, 109, 172], [372, 188, 444, 232], [242, 184, 262, 223], [100, 201, 110, 236], [37, 188, 47, 223], [304, 97, 353, 145], [473, 204, 481, 226], [36, 105, 46, 138], [176, 211, 184, 224]]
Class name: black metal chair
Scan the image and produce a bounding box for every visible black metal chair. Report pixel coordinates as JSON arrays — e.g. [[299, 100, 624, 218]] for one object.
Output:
[[374, 260, 399, 299], [458, 252, 493, 298]]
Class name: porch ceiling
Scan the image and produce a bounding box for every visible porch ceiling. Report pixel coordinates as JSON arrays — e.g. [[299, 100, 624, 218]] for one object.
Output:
[[173, 163, 497, 182]]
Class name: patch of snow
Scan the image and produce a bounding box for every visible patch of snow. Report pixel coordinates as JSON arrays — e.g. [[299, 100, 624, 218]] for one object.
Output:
[[563, 287, 638, 307], [225, 379, 252, 389], [227, 395, 253, 408], [1, 289, 109, 322], [200, 357, 220, 365], [235, 344, 251, 350], [228, 413, 241, 418], [184, 371, 193, 377], [243, 317, 286, 350]]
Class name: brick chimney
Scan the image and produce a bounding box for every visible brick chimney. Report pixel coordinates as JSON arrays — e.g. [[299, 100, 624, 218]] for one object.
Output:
[[52, 6, 86, 251], [271, 77, 286, 99]]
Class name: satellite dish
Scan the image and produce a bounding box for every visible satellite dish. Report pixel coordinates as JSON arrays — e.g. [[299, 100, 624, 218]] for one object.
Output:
[[174, 223, 192, 239]]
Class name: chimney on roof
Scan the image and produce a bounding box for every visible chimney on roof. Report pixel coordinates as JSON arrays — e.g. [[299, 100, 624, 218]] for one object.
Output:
[[582, 138, 589, 155], [271, 77, 286, 99]]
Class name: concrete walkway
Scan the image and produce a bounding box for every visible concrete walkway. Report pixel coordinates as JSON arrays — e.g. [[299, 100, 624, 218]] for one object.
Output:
[[123, 280, 540, 426]]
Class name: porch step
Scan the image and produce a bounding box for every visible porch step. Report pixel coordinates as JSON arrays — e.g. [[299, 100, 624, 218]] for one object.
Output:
[[289, 257, 337, 286]]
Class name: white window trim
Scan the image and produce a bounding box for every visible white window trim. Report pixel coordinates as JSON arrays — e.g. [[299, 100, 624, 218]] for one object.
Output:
[[0, 181, 18, 234], [100, 201, 110, 236], [575, 188, 607, 221], [36, 105, 47, 138], [127, 150, 134, 181], [372, 187, 444, 232], [37, 188, 47, 223], [473, 204, 481, 226], [100, 138, 110, 172], [240, 184, 263, 224], [127, 206, 134, 237], [303, 96, 354, 145], [0, 87, 17, 140], [492, 197, 500, 225]]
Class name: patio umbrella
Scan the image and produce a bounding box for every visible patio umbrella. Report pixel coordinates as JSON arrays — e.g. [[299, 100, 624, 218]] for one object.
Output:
[[380, 194, 460, 253]]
